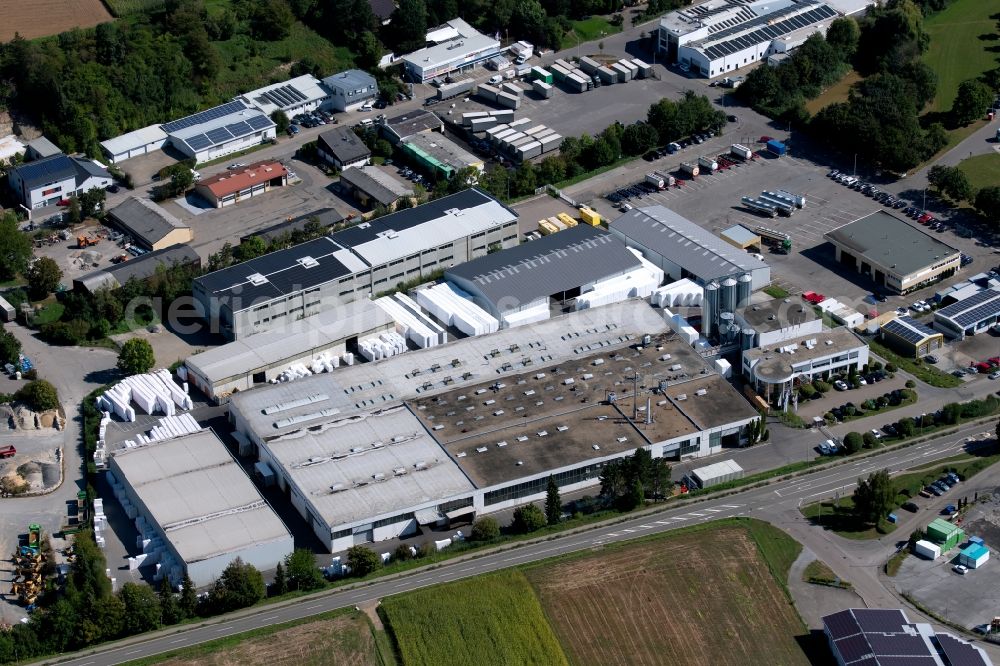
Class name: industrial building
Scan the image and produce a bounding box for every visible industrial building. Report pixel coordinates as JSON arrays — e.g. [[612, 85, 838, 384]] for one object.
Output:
[[823, 608, 990, 666], [400, 132, 484, 179], [162, 100, 276, 164], [106, 429, 293, 588], [824, 211, 961, 294], [185, 299, 394, 403], [99, 125, 168, 164], [879, 315, 944, 358], [8, 153, 113, 209], [193, 188, 519, 340], [321, 70, 379, 112], [236, 74, 330, 117], [106, 197, 192, 252], [609, 206, 770, 291], [742, 327, 869, 409], [657, 0, 840, 79], [194, 161, 288, 208], [400, 18, 502, 83], [735, 297, 821, 348], [228, 301, 760, 552], [444, 225, 651, 327], [24, 136, 61, 160], [338, 166, 414, 211], [934, 288, 1000, 339], [317, 126, 372, 170], [935, 272, 999, 305], [74, 245, 201, 294], [380, 109, 444, 144]]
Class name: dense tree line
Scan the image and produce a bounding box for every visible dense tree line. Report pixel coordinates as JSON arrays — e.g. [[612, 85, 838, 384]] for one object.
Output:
[[599, 448, 672, 510]]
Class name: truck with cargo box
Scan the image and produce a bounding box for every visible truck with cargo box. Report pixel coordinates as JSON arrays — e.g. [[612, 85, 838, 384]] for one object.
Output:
[[697, 156, 718, 171], [579, 56, 601, 74], [579, 207, 601, 226], [730, 143, 753, 160], [539, 134, 561, 153], [611, 62, 631, 81], [509, 117, 532, 129], [554, 58, 573, 71], [500, 82, 523, 97], [476, 83, 501, 102], [679, 161, 699, 177], [914, 540, 941, 560], [0, 295, 14, 322], [596, 66, 617, 84], [437, 78, 476, 100], [530, 66, 553, 84], [550, 64, 570, 81], [766, 139, 786, 156], [495, 91, 520, 109], [630, 58, 652, 78], [532, 80, 553, 98]]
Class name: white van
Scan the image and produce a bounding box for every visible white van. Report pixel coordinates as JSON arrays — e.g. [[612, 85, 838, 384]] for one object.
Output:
[[358, 118, 374, 127], [488, 74, 503, 85]]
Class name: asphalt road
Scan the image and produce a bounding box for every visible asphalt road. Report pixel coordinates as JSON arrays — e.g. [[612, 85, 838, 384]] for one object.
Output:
[[42, 420, 999, 666]]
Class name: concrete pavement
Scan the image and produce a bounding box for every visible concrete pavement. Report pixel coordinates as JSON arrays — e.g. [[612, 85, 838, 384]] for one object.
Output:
[[36, 420, 1000, 666]]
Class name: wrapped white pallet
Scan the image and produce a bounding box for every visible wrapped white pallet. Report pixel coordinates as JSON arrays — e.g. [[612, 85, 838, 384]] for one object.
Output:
[[343, 352, 354, 366]]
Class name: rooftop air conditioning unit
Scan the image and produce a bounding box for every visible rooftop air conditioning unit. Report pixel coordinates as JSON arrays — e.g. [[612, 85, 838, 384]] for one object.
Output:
[[297, 256, 319, 268], [247, 273, 267, 286]]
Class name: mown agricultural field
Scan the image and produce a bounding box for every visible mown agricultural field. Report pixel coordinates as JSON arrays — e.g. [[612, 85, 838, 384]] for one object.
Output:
[[0, 0, 112, 41], [526, 520, 807, 666], [381, 571, 569, 666], [132, 610, 381, 666]]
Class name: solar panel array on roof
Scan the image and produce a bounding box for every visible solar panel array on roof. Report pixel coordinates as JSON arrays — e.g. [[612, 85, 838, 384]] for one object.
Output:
[[834, 634, 874, 663], [247, 115, 274, 131], [700, 4, 837, 60], [185, 135, 213, 151], [256, 84, 310, 110], [882, 316, 937, 345], [162, 100, 247, 133], [937, 633, 991, 666], [937, 289, 1000, 328], [226, 121, 253, 137], [852, 609, 909, 634]]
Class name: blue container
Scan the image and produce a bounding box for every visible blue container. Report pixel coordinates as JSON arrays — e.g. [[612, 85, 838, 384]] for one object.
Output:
[[970, 536, 985, 546], [887, 513, 898, 524], [766, 139, 786, 156]]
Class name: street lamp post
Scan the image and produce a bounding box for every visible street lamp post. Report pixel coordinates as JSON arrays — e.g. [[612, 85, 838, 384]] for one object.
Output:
[[853, 154, 857, 178]]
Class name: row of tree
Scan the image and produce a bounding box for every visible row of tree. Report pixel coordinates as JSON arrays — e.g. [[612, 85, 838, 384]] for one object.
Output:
[[926, 165, 1000, 223]]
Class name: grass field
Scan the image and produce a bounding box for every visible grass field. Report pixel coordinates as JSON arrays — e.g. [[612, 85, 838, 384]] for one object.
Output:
[[525, 520, 807, 666], [805, 70, 862, 115], [381, 570, 568, 666], [922, 0, 999, 114], [868, 340, 961, 388], [561, 17, 622, 50], [130, 610, 380, 666], [0, 0, 113, 41], [957, 153, 1000, 191]]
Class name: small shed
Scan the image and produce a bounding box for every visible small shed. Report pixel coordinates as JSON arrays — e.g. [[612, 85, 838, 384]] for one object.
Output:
[[926, 518, 964, 551], [691, 459, 743, 489], [720, 224, 760, 250], [958, 543, 989, 569]]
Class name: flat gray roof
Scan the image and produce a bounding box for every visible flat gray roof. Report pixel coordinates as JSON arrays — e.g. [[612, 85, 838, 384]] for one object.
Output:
[[339, 166, 414, 207], [737, 297, 816, 333], [743, 327, 866, 382], [186, 299, 394, 386], [402, 132, 481, 171], [108, 196, 188, 247], [109, 429, 291, 564], [260, 404, 474, 529], [445, 226, 642, 313], [382, 109, 444, 142], [611, 206, 768, 283], [231, 300, 670, 438], [824, 211, 960, 278]]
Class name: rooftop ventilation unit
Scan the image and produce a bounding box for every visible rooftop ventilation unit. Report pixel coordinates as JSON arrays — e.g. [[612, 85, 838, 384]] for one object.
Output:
[[393, 467, 407, 476], [476, 446, 488, 453], [695, 388, 708, 396], [262, 393, 329, 415], [247, 273, 268, 286], [497, 441, 507, 447], [414, 461, 428, 470], [676, 394, 688, 401], [372, 472, 386, 481], [329, 483, 346, 493], [297, 256, 319, 268]]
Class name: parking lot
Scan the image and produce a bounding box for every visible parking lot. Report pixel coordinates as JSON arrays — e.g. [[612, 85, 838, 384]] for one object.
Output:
[[893, 459, 1000, 631]]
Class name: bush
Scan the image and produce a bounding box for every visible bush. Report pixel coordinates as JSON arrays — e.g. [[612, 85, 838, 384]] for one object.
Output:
[[15, 379, 59, 411], [798, 383, 817, 399], [346, 545, 381, 577], [393, 544, 413, 561], [284, 549, 325, 591], [905, 379, 916, 388], [117, 338, 155, 376], [885, 363, 897, 373], [843, 431, 863, 454], [470, 516, 501, 542], [862, 431, 879, 449], [510, 504, 547, 534], [209, 558, 265, 613], [813, 380, 831, 393]]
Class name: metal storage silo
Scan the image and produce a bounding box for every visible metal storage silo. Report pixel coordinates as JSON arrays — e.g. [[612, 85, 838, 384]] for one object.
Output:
[[741, 327, 756, 351], [727, 323, 741, 344], [703, 281, 720, 339], [719, 312, 734, 343], [720, 277, 738, 314], [737, 273, 752, 309]]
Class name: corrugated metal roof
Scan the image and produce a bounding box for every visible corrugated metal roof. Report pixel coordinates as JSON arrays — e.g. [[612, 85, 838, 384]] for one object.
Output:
[[108, 196, 188, 247], [322, 69, 377, 93], [100, 124, 168, 156], [446, 226, 641, 313], [75, 244, 200, 292], [13, 154, 76, 189]]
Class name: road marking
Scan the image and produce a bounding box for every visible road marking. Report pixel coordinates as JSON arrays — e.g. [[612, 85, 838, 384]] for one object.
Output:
[[671, 516, 687, 521], [623, 528, 636, 533], [655, 520, 671, 525], [687, 512, 705, 517], [720, 504, 743, 509], [260, 615, 278, 621], [703, 508, 723, 513], [305, 604, 322, 609], [216, 627, 232, 632], [170, 638, 186, 644], [635, 524, 654, 529], [125, 651, 143, 656]]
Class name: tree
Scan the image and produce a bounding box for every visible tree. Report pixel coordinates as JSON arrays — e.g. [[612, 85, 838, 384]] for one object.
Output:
[[927, 165, 973, 202], [0, 213, 33, 281], [951, 78, 993, 126], [118, 582, 161, 636], [825, 17, 860, 60], [25, 257, 62, 300], [862, 431, 879, 449], [355, 31, 383, 70], [974, 186, 1000, 223], [510, 503, 547, 533], [620, 122, 659, 156], [236, 235, 268, 262], [272, 561, 288, 596], [15, 379, 59, 411], [211, 558, 266, 612], [118, 338, 155, 376], [159, 582, 183, 625], [0, 327, 22, 365], [346, 545, 381, 576], [853, 468, 895, 525], [843, 431, 863, 454], [251, 0, 295, 40], [79, 188, 106, 219], [179, 574, 198, 618], [271, 110, 290, 134], [470, 516, 501, 542], [66, 196, 82, 225], [545, 476, 561, 525], [285, 548, 324, 591], [392, 0, 428, 53]]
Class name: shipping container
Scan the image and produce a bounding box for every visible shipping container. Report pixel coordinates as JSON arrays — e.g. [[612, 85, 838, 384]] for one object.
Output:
[[554, 58, 573, 71], [500, 82, 523, 97], [476, 83, 501, 103], [550, 64, 571, 81], [579, 207, 601, 226], [619, 59, 639, 79], [927, 518, 965, 551], [523, 124, 547, 137], [913, 540, 941, 560], [516, 140, 542, 161], [564, 74, 589, 93], [765, 139, 786, 156], [556, 212, 577, 227], [579, 56, 601, 75], [495, 91, 521, 109], [436, 78, 476, 100], [548, 216, 567, 231], [538, 220, 559, 235], [460, 111, 490, 126], [597, 66, 618, 85], [469, 117, 498, 133], [958, 543, 989, 569], [509, 118, 532, 129], [630, 58, 652, 78], [731, 143, 753, 160], [530, 66, 554, 84], [539, 133, 562, 153], [532, 80, 553, 98]]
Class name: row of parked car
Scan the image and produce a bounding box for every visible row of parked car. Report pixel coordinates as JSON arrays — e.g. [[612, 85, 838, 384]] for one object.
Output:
[[918, 472, 962, 499], [643, 132, 718, 161]]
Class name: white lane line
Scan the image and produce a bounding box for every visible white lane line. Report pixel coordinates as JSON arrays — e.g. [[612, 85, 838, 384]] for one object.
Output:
[[720, 504, 743, 508], [671, 516, 688, 521], [125, 650, 143, 655], [216, 627, 233, 633], [260, 615, 278, 621], [170, 638, 187, 644], [458, 566, 474, 572], [622, 528, 636, 533], [687, 512, 706, 517], [703, 508, 723, 513], [655, 520, 672, 525], [636, 524, 654, 530], [305, 604, 322, 610]]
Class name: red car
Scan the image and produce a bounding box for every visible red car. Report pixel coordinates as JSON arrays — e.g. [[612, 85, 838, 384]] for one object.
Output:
[[57, 199, 71, 207], [759, 135, 773, 143], [917, 213, 932, 224], [802, 291, 826, 305]]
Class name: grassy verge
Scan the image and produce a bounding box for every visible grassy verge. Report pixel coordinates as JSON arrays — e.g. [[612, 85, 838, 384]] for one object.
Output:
[[31, 302, 64, 326], [803, 559, 852, 588], [804, 70, 862, 115], [957, 153, 1000, 192], [553, 154, 635, 190], [763, 285, 790, 298], [885, 550, 909, 577], [801, 444, 1000, 540], [561, 17, 622, 50], [868, 340, 961, 388], [745, 519, 802, 592], [922, 0, 998, 114]]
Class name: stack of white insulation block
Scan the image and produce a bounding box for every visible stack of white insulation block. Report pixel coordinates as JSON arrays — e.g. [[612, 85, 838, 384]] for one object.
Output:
[[416, 283, 499, 336]]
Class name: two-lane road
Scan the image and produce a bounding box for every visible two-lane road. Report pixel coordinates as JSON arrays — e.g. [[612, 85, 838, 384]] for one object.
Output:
[[42, 421, 999, 666]]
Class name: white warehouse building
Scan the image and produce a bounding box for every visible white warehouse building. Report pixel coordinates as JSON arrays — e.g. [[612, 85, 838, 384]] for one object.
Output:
[[106, 429, 293, 588], [658, 0, 840, 79], [228, 301, 761, 553], [401, 18, 502, 83], [236, 74, 331, 117]]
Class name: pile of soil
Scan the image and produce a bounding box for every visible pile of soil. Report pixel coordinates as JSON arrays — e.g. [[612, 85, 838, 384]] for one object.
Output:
[[0, 404, 61, 430]]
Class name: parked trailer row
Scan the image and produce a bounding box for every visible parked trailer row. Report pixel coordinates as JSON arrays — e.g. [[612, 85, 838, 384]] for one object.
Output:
[[754, 226, 792, 253], [741, 196, 777, 218], [530, 66, 553, 84], [697, 155, 718, 172], [731, 143, 753, 160], [532, 79, 553, 98], [436, 78, 476, 100], [679, 161, 699, 177], [758, 191, 796, 215], [776, 189, 805, 208]]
